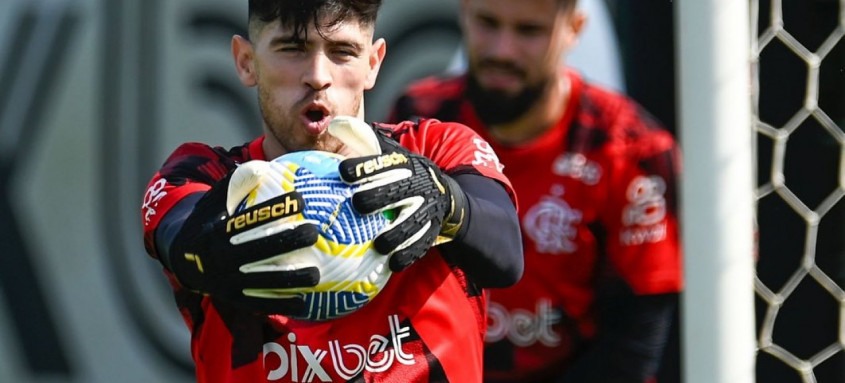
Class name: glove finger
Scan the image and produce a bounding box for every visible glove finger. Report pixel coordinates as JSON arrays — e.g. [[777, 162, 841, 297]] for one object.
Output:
[[350, 175, 431, 215], [350, 185, 408, 215], [373, 211, 431, 255], [371, 196, 443, 254], [327, 116, 382, 156], [230, 223, 319, 265], [236, 266, 321, 289], [226, 160, 298, 215], [387, 226, 440, 272], [226, 161, 273, 214], [214, 294, 307, 316], [349, 160, 443, 214]]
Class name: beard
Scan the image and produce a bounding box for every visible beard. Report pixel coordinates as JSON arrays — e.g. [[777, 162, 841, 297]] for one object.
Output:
[[466, 67, 548, 126]]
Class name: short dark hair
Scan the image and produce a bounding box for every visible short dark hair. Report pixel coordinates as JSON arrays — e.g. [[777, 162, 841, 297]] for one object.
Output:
[[248, 0, 383, 41]]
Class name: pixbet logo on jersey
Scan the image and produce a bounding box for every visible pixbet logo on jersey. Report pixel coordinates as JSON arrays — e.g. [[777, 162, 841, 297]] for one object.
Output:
[[262, 315, 415, 382]]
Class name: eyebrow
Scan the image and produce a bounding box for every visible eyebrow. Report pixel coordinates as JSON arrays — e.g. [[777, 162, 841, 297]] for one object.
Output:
[[268, 35, 303, 47], [268, 34, 365, 52]]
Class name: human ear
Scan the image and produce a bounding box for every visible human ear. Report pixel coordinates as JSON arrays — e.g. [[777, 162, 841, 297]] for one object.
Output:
[[232, 35, 257, 87], [567, 10, 587, 45], [364, 38, 386, 90]]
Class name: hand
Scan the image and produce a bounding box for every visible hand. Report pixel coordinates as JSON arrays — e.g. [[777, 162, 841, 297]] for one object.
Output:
[[338, 132, 467, 271], [168, 161, 320, 314]]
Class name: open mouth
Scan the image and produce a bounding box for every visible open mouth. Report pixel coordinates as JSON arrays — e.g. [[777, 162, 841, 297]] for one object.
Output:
[[301, 103, 332, 135], [305, 108, 327, 122]]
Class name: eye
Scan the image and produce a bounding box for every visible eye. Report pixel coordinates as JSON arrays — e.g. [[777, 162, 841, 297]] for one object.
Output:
[[330, 43, 361, 59], [278, 42, 306, 52], [337, 49, 357, 57], [476, 15, 499, 30], [516, 24, 545, 38]]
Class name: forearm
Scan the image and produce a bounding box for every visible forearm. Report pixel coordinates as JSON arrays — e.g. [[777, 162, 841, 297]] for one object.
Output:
[[154, 192, 203, 271], [440, 173, 523, 288], [559, 293, 678, 383]]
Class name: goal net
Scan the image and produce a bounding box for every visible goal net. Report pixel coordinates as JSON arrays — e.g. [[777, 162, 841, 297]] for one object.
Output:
[[751, 0, 845, 382], [679, 0, 845, 382]]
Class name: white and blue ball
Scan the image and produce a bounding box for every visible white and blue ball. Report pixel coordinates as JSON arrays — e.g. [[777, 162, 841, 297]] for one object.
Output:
[[235, 150, 392, 321]]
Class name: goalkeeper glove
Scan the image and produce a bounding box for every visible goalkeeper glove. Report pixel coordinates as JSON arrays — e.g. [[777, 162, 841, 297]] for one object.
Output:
[[168, 161, 320, 314], [338, 131, 467, 272]]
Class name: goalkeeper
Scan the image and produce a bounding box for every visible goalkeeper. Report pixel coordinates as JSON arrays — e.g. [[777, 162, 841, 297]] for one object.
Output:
[[139, 0, 522, 382]]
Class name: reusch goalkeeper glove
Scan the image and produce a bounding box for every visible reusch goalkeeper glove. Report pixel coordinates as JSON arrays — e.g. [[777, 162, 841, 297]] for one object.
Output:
[[168, 162, 320, 314], [337, 131, 467, 272]]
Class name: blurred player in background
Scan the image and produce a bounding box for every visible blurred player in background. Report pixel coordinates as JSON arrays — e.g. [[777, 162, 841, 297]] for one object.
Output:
[[388, 0, 683, 381], [139, 0, 523, 381]]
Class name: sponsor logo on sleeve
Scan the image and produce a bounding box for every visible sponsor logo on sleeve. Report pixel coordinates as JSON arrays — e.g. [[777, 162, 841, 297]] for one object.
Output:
[[470, 138, 505, 173], [620, 176, 668, 246], [142, 178, 168, 226]]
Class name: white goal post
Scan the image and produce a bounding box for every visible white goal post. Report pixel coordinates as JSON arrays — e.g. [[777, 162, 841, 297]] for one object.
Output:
[[676, 1, 757, 383]]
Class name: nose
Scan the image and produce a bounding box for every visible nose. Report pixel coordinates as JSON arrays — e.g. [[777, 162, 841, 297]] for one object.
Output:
[[302, 52, 332, 91], [489, 29, 520, 60]]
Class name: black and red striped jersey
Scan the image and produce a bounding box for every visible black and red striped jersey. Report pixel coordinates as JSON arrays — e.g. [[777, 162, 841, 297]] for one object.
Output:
[[141, 119, 514, 382], [390, 69, 683, 381]]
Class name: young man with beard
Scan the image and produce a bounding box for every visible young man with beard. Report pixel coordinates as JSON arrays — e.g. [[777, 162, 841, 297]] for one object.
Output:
[[140, 1, 523, 382], [389, 0, 683, 382]]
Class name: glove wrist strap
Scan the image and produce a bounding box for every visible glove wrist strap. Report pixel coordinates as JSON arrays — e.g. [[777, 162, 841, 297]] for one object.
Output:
[[440, 175, 467, 239]]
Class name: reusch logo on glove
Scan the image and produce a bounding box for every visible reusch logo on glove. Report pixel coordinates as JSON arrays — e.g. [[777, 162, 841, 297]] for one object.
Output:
[[354, 153, 409, 177], [226, 192, 303, 233]]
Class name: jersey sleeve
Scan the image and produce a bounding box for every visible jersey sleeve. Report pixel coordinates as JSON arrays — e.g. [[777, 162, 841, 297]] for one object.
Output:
[[600, 106, 683, 296], [140, 142, 236, 261], [391, 119, 517, 208]]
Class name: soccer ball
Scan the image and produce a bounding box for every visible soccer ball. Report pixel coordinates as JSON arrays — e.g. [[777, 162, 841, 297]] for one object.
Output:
[[234, 150, 392, 321]]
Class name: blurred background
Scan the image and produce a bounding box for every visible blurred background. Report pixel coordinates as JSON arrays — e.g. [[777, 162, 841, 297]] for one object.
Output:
[[0, 0, 841, 382]]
